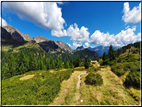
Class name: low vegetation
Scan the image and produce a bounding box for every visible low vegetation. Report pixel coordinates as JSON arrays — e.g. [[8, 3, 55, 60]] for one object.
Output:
[[2, 71, 60, 105], [101, 41, 141, 103], [85, 73, 103, 86]]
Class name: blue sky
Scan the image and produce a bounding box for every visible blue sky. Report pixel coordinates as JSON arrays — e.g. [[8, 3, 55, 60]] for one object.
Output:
[[2, 2, 141, 49]]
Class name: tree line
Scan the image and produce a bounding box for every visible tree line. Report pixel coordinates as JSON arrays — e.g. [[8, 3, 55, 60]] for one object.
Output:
[[2, 51, 91, 80], [102, 44, 116, 65]]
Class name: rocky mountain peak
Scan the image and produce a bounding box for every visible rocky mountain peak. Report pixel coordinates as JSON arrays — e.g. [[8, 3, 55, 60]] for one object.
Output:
[[55, 40, 72, 53], [76, 45, 85, 50], [3, 25, 25, 42], [33, 35, 50, 43], [23, 34, 33, 41]]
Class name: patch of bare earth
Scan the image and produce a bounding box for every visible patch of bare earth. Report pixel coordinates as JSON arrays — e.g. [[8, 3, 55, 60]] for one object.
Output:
[[19, 74, 35, 80]]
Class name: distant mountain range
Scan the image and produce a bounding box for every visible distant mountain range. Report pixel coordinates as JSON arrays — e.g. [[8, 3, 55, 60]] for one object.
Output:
[[1, 24, 98, 60], [88, 46, 120, 56], [76, 45, 120, 56], [76, 45, 85, 50], [75, 44, 120, 56]]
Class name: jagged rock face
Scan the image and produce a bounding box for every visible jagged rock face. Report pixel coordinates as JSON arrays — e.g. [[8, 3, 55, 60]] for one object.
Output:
[[33, 35, 50, 43], [1, 27, 13, 42], [1, 27, 24, 46], [55, 40, 72, 53], [23, 34, 33, 41], [33, 35, 60, 52], [38, 40, 60, 52], [3, 25, 25, 42], [34, 36, 72, 53], [76, 45, 85, 50]]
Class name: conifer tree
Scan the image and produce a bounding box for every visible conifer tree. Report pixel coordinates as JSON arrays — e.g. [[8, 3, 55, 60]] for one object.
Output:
[[74, 55, 80, 67], [84, 57, 90, 69], [69, 58, 74, 68], [50, 57, 55, 69], [56, 56, 62, 69], [64, 56, 69, 68], [108, 45, 115, 61], [102, 52, 108, 65], [2, 63, 9, 79], [16, 51, 29, 75], [38, 54, 46, 70], [7, 52, 15, 77], [29, 52, 37, 71], [46, 58, 50, 70]]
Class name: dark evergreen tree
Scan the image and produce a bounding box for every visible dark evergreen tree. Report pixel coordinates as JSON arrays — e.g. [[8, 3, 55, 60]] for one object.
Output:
[[38, 54, 46, 70], [108, 45, 115, 61], [69, 58, 74, 68], [7, 52, 15, 77], [64, 56, 69, 68], [16, 51, 29, 75], [2, 63, 9, 79], [46, 58, 50, 70], [50, 57, 55, 69], [74, 55, 80, 67], [84, 57, 91, 69], [29, 52, 37, 71], [55, 56, 62, 69], [102, 52, 108, 65]]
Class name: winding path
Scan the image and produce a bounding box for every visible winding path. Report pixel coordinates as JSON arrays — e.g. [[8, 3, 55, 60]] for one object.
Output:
[[77, 72, 87, 89], [76, 72, 87, 103]]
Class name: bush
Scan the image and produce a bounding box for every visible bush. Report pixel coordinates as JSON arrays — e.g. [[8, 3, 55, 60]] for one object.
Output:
[[124, 71, 140, 89], [85, 73, 103, 86], [123, 61, 140, 72], [111, 63, 126, 76], [87, 67, 100, 73]]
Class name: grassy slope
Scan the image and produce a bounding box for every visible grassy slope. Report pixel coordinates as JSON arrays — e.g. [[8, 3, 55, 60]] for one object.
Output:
[[2, 63, 140, 105], [50, 63, 139, 105], [2, 41, 45, 53], [50, 69, 86, 105], [80, 66, 138, 105], [2, 70, 60, 105]]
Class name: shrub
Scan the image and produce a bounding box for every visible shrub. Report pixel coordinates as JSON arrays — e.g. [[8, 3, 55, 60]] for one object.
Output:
[[87, 67, 100, 73], [124, 71, 140, 89], [85, 73, 103, 86], [111, 64, 126, 76]]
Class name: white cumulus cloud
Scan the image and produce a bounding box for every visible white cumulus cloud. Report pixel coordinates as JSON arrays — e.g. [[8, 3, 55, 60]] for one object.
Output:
[[51, 29, 67, 37], [0, 17, 7, 27], [52, 23, 90, 44], [3, 2, 65, 31], [122, 2, 141, 24], [67, 23, 90, 43], [84, 42, 90, 48], [72, 42, 82, 49], [90, 26, 141, 47]]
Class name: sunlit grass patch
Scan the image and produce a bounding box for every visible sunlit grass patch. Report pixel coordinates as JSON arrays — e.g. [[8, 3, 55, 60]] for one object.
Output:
[[129, 87, 140, 103], [80, 67, 137, 105]]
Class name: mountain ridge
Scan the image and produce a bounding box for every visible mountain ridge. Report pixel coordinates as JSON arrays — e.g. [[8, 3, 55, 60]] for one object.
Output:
[[2, 25, 73, 53]]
